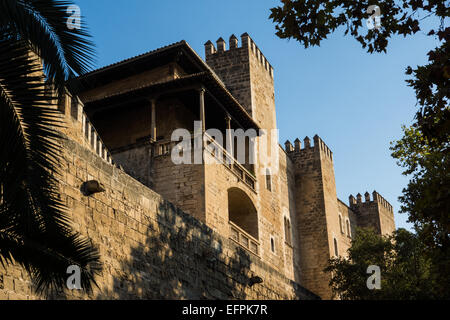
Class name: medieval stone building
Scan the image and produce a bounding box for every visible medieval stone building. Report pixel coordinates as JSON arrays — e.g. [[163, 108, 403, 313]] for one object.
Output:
[[0, 33, 395, 300]]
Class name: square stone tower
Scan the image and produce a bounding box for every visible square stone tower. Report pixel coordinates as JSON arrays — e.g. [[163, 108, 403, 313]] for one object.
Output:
[[204, 34, 290, 273], [284, 135, 396, 299], [204, 33, 276, 131], [286, 135, 341, 299], [349, 191, 396, 236]]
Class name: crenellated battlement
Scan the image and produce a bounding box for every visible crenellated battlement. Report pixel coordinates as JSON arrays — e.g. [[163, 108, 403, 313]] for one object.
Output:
[[349, 191, 393, 213], [3, 36, 398, 302], [204, 33, 274, 78], [284, 135, 333, 161], [47, 84, 115, 167]]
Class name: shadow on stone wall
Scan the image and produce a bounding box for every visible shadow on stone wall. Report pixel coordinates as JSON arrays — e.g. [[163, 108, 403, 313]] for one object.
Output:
[[2, 190, 318, 300], [96, 201, 254, 300]]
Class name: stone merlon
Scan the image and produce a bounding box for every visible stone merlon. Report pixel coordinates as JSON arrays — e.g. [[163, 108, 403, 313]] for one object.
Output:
[[349, 191, 394, 213]]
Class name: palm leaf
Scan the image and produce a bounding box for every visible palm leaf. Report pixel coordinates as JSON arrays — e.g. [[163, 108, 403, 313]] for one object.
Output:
[[0, 39, 101, 296], [0, 0, 96, 93]]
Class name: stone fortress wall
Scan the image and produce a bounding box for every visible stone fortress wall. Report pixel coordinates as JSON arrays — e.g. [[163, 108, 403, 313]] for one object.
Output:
[[0, 97, 317, 300], [0, 33, 395, 300]]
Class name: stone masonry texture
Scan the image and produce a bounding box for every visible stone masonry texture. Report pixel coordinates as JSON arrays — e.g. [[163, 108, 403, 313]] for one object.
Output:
[[0, 34, 395, 300]]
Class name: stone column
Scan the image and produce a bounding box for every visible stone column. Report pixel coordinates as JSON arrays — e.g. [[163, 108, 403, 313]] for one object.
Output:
[[199, 88, 206, 133], [193, 88, 206, 165], [151, 99, 157, 141], [225, 114, 232, 153]]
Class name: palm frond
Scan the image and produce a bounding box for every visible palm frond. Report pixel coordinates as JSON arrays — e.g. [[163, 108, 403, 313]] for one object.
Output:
[[0, 0, 96, 93], [0, 39, 101, 296]]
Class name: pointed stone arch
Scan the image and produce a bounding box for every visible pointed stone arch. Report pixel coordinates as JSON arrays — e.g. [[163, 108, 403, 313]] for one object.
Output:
[[227, 187, 258, 239]]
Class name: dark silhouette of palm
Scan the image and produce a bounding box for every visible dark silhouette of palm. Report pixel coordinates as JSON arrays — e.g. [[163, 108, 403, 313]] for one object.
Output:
[[0, 0, 101, 296]]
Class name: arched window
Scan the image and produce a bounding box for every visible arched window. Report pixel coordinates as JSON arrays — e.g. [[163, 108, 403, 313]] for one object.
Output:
[[346, 219, 351, 237], [70, 95, 78, 119], [334, 238, 338, 257], [58, 93, 66, 113], [339, 214, 344, 234], [228, 188, 258, 239], [265, 168, 272, 191], [284, 217, 292, 246]]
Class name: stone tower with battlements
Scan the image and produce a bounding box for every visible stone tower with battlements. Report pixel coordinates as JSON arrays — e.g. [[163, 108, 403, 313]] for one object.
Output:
[[1, 33, 396, 301], [349, 191, 396, 236], [203, 33, 396, 299], [204, 33, 276, 131], [204, 35, 285, 277], [284, 132, 396, 298], [284, 135, 341, 299]]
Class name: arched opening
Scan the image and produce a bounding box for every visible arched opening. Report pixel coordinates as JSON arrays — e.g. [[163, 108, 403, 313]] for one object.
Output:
[[284, 216, 292, 246], [346, 219, 351, 237], [265, 168, 272, 191], [227, 187, 258, 239], [334, 238, 339, 257]]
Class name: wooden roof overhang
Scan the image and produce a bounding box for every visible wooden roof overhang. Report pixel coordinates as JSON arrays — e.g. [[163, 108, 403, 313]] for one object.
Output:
[[83, 72, 261, 132], [72, 40, 260, 132]]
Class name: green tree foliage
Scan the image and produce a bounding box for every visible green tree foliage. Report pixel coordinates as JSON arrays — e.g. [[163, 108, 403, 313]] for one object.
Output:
[[270, 0, 448, 53], [391, 125, 449, 298], [0, 0, 101, 295], [325, 228, 435, 300], [270, 1, 449, 142]]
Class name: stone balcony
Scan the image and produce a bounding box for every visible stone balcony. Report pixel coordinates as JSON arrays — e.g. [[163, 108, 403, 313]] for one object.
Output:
[[153, 132, 257, 193], [229, 221, 260, 257]]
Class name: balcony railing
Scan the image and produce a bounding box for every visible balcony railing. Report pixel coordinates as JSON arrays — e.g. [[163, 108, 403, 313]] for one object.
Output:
[[229, 221, 259, 256], [153, 133, 257, 193], [154, 139, 176, 156], [204, 133, 256, 192]]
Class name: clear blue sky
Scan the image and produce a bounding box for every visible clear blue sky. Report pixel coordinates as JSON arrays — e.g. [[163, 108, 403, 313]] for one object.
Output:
[[76, 0, 442, 231]]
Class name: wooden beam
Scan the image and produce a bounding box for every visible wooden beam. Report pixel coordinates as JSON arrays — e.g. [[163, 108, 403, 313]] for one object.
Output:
[[151, 99, 157, 141], [199, 87, 206, 132]]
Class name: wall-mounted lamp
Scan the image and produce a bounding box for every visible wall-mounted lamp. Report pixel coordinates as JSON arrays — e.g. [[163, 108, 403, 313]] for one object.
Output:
[[248, 276, 263, 287], [81, 180, 105, 196]]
